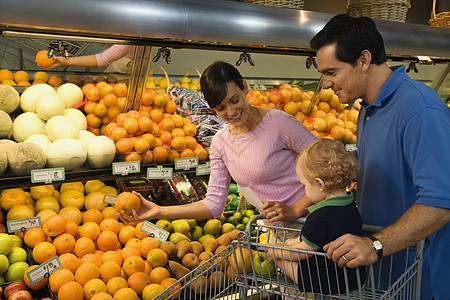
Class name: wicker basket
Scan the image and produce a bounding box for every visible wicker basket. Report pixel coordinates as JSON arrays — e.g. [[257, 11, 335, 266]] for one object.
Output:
[[346, 0, 411, 23], [429, 0, 450, 28], [245, 0, 304, 10]]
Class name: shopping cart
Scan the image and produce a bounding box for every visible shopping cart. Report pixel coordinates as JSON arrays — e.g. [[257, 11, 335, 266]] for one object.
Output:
[[230, 214, 424, 300]]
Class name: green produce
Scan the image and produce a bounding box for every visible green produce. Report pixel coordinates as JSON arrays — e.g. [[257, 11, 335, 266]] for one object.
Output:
[[198, 234, 216, 244], [155, 219, 172, 233], [0, 254, 9, 274], [227, 216, 239, 226], [253, 252, 276, 277], [221, 223, 235, 234], [203, 219, 222, 236], [185, 219, 198, 230], [0, 234, 13, 255], [169, 232, 190, 245], [190, 226, 204, 241], [236, 224, 246, 231], [7, 247, 27, 264], [233, 212, 242, 222], [171, 219, 190, 235], [5, 261, 29, 282]]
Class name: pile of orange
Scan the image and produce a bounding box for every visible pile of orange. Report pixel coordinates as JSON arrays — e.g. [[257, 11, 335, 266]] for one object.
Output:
[[103, 88, 208, 164], [247, 84, 358, 143]]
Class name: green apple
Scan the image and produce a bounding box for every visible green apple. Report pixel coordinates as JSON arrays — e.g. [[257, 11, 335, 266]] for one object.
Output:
[[155, 219, 172, 233], [0, 234, 13, 255], [0, 274, 5, 284], [233, 212, 242, 221], [203, 219, 221, 236], [227, 216, 238, 226], [239, 210, 247, 217], [190, 226, 203, 241], [0, 254, 9, 274], [7, 247, 27, 264], [253, 252, 276, 277], [236, 224, 246, 231], [9, 235, 23, 248], [242, 217, 250, 225], [221, 223, 235, 234], [245, 210, 255, 218], [5, 261, 29, 282]]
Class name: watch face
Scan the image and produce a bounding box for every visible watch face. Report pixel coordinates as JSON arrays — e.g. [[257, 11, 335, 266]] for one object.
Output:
[[373, 240, 382, 250]]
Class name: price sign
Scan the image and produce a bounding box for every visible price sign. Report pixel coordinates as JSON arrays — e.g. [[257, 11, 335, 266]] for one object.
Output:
[[7, 217, 41, 233], [103, 194, 117, 204], [345, 144, 357, 152], [196, 163, 210, 176], [26, 256, 62, 285], [112, 161, 141, 175], [174, 157, 198, 170], [31, 168, 65, 183], [147, 167, 173, 179], [139, 221, 170, 243]]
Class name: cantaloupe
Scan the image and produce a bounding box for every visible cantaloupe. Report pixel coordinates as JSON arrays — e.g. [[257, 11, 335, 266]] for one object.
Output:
[[36, 94, 65, 121], [64, 108, 87, 130], [20, 83, 56, 112], [46, 116, 79, 141], [0, 110, 12, 138], [24, 134, 52, 152], [57, 83, 83, 108], [86, 136, 116, 168], [46, 138, 87, 171], [12, 112, 46, 142], [7, 142, 46, 176], [0, 84, 20, 113], [0, 147, 7, 176]]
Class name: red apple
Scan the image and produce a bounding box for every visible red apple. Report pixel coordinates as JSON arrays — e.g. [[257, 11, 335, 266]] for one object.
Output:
[[8, 290, 32, 300], [4, 281, 27, 300]]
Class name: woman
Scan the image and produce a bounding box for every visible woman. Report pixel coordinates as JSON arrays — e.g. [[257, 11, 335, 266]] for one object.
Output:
[[120, 61, 318, 226]]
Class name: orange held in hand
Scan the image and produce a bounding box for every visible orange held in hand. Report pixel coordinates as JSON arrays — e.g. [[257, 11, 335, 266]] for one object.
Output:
[[36, 50, 54, 68], [115, 192, 141, 215]]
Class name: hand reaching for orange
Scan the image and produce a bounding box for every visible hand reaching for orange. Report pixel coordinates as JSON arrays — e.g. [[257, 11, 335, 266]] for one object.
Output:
[[118, 191, 159, 223]]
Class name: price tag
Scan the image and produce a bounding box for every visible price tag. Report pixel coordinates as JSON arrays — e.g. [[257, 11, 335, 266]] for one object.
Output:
[[26, 256, 61, 285], [147, 167, 173, 179], [112, 161, 141, 175], [7, 217, 41, 233], [31, 168, 65, 183], [196, 163, 210, 175], [103, 194, 117, 204], [139, 221, 170, 243], [174, 157, 198, 170], [345, 144, 357, 152]]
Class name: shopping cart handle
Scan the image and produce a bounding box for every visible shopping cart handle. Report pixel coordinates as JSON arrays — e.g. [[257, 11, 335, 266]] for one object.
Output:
[[246, 214, 266, 234]]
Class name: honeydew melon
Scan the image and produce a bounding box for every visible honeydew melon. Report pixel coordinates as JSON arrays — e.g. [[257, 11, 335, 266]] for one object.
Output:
[[46, 116, 79, 141], [36, 93, 65, 121], [64, 108, 87, 130], [57, 83, 83, 108], [86, 136, 116, 168], [46, 138, 87, 171], [20, 83, 56, 112], [12, 112, 46, 142], [24, 134, 52, 152]]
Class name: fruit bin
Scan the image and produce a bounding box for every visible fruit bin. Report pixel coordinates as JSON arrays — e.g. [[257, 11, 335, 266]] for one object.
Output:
[[229, 214, 424, 299]]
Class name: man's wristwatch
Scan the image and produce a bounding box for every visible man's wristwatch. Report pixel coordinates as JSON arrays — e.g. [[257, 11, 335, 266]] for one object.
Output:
[[369, 236, 383, 260]]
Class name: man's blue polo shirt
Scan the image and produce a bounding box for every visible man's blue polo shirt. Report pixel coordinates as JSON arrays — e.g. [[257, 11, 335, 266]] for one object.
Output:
[[356, 65, 450, 300]]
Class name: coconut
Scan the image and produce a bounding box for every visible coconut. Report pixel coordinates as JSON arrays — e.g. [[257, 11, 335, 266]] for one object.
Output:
[[36, 93, 65, 121], [7, 142, 46, 176], [20, 83, 56, 112], [64, 108, 87, 130], [0, 110, 13, 138], [46, 115, 79, 141], [0, 147, 7, 176], [24, 134, 52, 152], [0, 84, 20, 113], [12, 112, 47, 142], [46, 138, 87, 171], [57, 83, 83, 108]]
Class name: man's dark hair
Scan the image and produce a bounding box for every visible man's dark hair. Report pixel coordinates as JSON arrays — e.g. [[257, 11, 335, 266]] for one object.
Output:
[[200, 61, 245, 108], [310, 14, 387, 65]]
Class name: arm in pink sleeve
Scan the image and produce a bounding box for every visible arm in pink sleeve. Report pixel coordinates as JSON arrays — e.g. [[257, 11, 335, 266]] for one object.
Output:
[[200, 138, 231, 218], [95, 45, 135, 66], [280, 112, 318, 153]]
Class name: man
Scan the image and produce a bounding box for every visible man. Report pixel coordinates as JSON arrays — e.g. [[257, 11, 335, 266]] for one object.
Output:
[[309, 14, 449, 299]]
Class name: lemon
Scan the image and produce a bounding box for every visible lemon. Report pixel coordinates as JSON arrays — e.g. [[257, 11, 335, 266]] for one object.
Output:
[[180, 77, 190, 84]]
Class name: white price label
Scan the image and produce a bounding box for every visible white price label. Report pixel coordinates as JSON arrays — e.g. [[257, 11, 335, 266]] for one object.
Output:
[[174, 157, 198, 170], [147, 167, 173, 179], [345, 144, 357, 152], [26, 256, 61, 285], [31, 168, 65, 183], [139, 221, 170, 243], [112, 161, 141, 175], [196, 164, 210, 175], [103, 194, 117, 204], [7, 217, 41, 233]]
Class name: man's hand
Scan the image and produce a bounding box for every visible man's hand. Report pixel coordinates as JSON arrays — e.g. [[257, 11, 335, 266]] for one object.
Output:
[[323, 234, 378, 268], [118, 191, 159, 223]]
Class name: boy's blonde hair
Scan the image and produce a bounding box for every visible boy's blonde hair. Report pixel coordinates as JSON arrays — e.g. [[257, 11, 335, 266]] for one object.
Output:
[[297, 139, 358, 192]]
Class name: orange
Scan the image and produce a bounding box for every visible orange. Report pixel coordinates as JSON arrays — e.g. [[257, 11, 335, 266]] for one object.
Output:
[[116, 138, 134, 154], [85, 101, 98, 114], [123, 151, 142, 163], [183, 123, 197, 136], [100, 261, 122, 282], [53, 233, 76, 255], [83, 83, 96, 95], [134, 222, 150, 239], [24, 265, 48, 290], [141, 91, 154, 106], [228, 247, 252, 273], [99, 218, 121, 234], [121, 246, 141, 261], [153, 147, 168, 163], [167, 148, 179, 163], [94, 250, 105, 260], [137, 116, 152, 132], [123, 117, 139, 134], [48, 75, 63, 87], [147, 248, 168, 268], [84, 278, 107, 300], [126, 272, 150, 295], [149, 267, 170, 284], [184, 136, 198, 150], [142, 283, 165, 300], [133, 138, 150, 152], [114, 82, 128, 97], [111, 127, 128, 142], [36, 50, 54, 68], [91, 292, 113, 300], [97, 230, 119, 252], [83, 208, 104, 224], [14, 70, 29, 83], [170, 114, 184, 128], [164, 101, 177, 114], [106, 277, 128, 296], [33, 241, 57, 264], [330, 125, 345, 140], [152, 123, 161, 137], [49, 268, 75, 293], [64, 220, 79, 236], [142, 133, 156, 148], [115, 192, 141, 215], [150, 109, 164, 123], [118, 225, 136, 246], [81, 254, 102, 268], [59, 252, 80, 273], [100, 84, 114, 96], [125, 238, 141, 249], [0, 69, 13, 83], [127, 110, 141, 120], [74, 237, 96, 258], [122, 255, 145, 278], [159, 130, 172, 145], [160, 277, 179, 298], [142, 150, 154, 164], [160, 118, 175, 132], [2, 79, 16, 86], [113, 287, 138, 300], [171, 136, 186, 151], [102, 207, 119, 220], [80, 222, 101, 240], [101, 250, 122, 266], [139, 237, 160, 258], [24, 227, 47, 248], [75, 262, 100, 286], [58, 281, 84, 300], [179, 148, 194, 158], [85, 191, 108, 211], [103, 93, 118, 107]]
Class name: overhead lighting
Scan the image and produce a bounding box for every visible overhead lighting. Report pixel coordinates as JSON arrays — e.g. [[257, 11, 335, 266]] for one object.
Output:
[[2, 30, 129, 44]]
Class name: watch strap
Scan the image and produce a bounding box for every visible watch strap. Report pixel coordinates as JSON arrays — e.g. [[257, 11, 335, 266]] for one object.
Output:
[[369, 236, 383, 260]]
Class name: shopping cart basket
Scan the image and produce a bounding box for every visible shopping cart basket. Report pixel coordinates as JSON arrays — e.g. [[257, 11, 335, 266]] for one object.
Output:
[[230, 214, 424, 299]]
